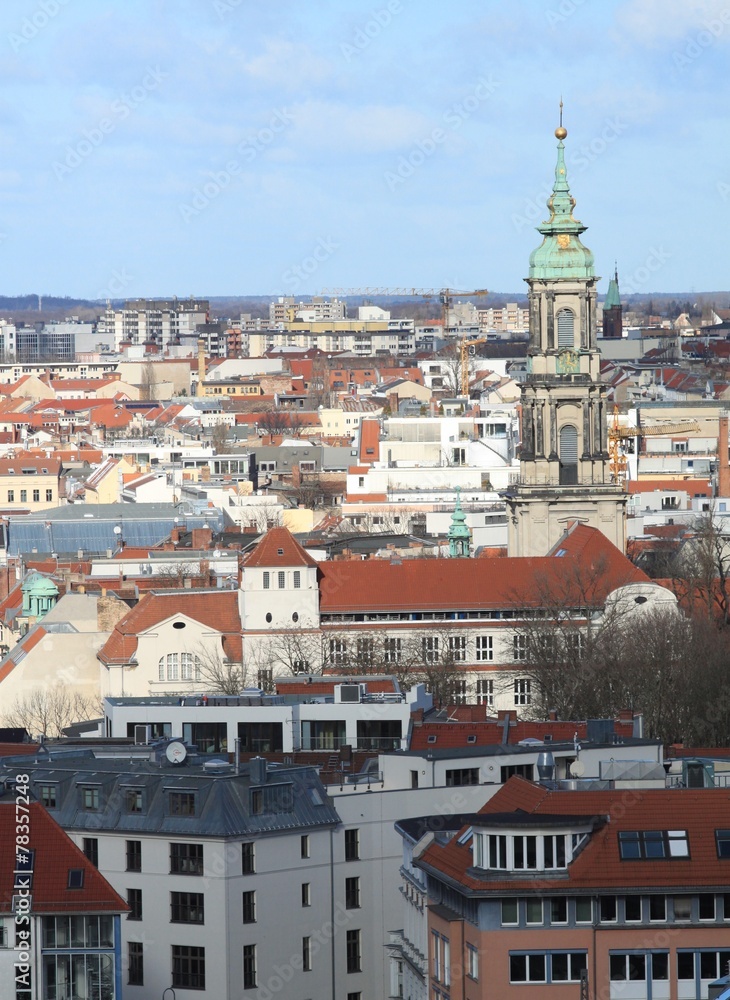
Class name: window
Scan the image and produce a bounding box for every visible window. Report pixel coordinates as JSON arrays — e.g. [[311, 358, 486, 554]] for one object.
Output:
[[557, 307, 575, 348], [716, 830, 730, 857], [610, 953, 646, 982], [513, 633, 527, 660], [618, 829, 689, 859], [242, 890, 256, 924], [600, 896, 617, 922], [127, 888, 142, 921], [514, 678, 531, 705], [345, 829, 360, 861], [488, 834, 508, 869], [552, 952, 588, 982], [158, 652, 179, 681], [301, 882, 311, 907], [559, 424, 579, 485], [330, 638, 347, 667], [81, 786, 100, 811], [384, 637, 401, 663], [673, 896, 692, 920], [0, 918, 9, 948], [466, 943, 479, 980], [346, 876, 361, 909], [347, 929, 362, 973], [303, 936, 311, 971], [170, 791, 196, 816], [67, 868, 84, 889], [170, 842, 203, 875], [46, 489, 53, 502], [292, 659, 310, 674], [356, 637, 374, 666], [651, 952, 669, 980], [445, 767, 479, 786], [625, 895, 642, 922], [301, 835, 310, 859], [128, 942, 143, 986], [244, 944, 257, 989], [172, 945, 205, 990], [514, 835, 538, 870], [126, 840, 141, 872], [242, 842, 255, 874], [422, 636, 439, 663], [294, 571, 301, 589], [550, 897, 567, 923], [20, 489, 26, 503], [257, 668, 273, 691], [7, 490, 13, 503], [171, 891, 204, 924], [575, 898, 592, 923], [476, 678, 494, 706], [180, 653, 201, 681], [525, 898, 543, 924], [124, 788, 143, 813], [278, 571, 285, 589], [476, 635, 493, 661], [543, 834, 567, 869], [263, 571, 270, 589], [649, 894, 666, 921], [449, 635, 466, 662], [32, 489, 39, 502], [510, 954, 546, 983], [699, 894, 716, 920], [501, 899, 518, 925], [83, 838, 98, 868]]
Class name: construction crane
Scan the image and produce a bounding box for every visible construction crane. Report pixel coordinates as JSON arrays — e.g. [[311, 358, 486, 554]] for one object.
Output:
[[319, 286, 488, 332], [608, 406, 701, 486], [460, 337, 490, 397]]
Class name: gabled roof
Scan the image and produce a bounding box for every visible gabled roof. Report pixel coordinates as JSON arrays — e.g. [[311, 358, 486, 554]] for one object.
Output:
[[0, 800, 127, 914], [244, 527, 318, 569], [417, 776, 730, 893], [319, 526, 646, 613], [98, 590, 242, 666]]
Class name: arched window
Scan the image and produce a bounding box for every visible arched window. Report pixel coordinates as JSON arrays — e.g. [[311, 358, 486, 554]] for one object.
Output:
[[559, 425, 578, 485], [158, 653, 201, 682], [557, 309, 575, 348]]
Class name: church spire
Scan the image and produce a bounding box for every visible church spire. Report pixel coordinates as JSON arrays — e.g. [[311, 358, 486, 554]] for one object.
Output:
[[528, 105, 595, 280], [448, 486, 471, 558]]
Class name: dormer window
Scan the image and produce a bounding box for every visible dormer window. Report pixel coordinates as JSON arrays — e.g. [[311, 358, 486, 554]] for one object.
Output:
[[473, 820, 598, 874]]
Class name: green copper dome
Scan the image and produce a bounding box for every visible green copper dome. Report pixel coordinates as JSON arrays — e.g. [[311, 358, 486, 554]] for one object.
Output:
[[448, 487, 471, 558], [528, 132, 595, 281]]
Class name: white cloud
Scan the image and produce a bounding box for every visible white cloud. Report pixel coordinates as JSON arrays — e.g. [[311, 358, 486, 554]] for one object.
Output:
[[286, 100, 434, 154], [241, 39, 334, 90], [615, 0, 730, 45]]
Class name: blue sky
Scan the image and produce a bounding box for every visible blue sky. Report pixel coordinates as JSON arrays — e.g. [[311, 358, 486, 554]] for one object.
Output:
[[0, 0, 727, 299]]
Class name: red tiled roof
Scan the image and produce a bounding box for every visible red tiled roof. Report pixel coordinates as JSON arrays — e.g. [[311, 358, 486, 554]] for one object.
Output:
[[409, 718, 635, 751], [358, 418, 381, 464], [319, 526, 646, 613], [244, 527, 318, 569], [0, 800, 127, 914], [419, 776, 730, 892], [628, 478, 711, 496], [0, 742, 40, 756], [276, 676, 398, 696], [98, 590, 242, 665]]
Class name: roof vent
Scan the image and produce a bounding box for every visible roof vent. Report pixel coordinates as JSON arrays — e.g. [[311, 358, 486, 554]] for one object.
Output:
[[427, 735, 437, 744]]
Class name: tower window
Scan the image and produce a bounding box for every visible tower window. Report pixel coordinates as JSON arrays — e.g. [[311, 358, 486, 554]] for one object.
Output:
[[559, 425, 579, 485], [557, 308, 575, 348]]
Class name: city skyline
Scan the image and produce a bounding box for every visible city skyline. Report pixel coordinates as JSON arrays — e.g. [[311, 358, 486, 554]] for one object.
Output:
[[0, 0, 727, 298]]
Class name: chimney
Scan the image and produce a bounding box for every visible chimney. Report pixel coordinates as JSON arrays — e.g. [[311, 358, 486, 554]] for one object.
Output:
[[191, 527, 212, 550], [197, 339, 206, 392], [718, 415, 730, 497]]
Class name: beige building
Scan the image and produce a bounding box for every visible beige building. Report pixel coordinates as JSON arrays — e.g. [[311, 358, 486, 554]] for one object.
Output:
[[0, 453, 64, 512]]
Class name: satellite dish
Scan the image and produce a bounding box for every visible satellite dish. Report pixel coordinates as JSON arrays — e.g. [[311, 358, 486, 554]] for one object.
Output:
[[165, 741, 188, 764], [570, 759, 585, 778]]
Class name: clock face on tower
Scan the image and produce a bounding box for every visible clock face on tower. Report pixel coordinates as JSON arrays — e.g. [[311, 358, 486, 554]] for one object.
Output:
[[556, 349, 579, 374]]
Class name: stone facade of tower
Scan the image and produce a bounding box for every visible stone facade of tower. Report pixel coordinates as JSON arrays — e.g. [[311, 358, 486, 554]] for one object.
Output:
[[602, 267, 623, 339], [504, 125, 626, 557]]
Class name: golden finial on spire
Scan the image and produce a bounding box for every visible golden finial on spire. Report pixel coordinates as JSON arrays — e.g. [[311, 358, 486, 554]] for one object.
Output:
[[555, 97, 567, 140]]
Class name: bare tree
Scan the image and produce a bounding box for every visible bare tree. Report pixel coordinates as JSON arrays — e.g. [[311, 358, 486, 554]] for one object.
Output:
[[668, 509, 730, 625], [193, 642, 247, 695], [238, 500, 284, 533], [211, 420, 231, 455], [3, 685, 101, 738], [155, 561, 203, 587], [258, 409, 304, 437]]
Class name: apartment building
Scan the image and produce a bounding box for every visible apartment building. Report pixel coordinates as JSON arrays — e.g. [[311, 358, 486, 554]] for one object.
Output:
[[98, 298, 209, 351], [414, 777, 730, 1000], [0, 797, 126, 1000], [248, 320, 416, 357], [0, 454, 63, 513]]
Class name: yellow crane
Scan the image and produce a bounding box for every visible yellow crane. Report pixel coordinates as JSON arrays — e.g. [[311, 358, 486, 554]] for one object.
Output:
[[460, 337, 490, 397], [608, 406, 701, 486]]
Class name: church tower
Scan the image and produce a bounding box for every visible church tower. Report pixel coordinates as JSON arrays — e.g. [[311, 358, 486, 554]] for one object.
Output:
[[602, 265, 623, 339], [504, 111, 626, 557]]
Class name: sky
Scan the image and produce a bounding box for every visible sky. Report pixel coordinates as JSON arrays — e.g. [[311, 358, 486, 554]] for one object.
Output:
[[0, 0, 727, 300]]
